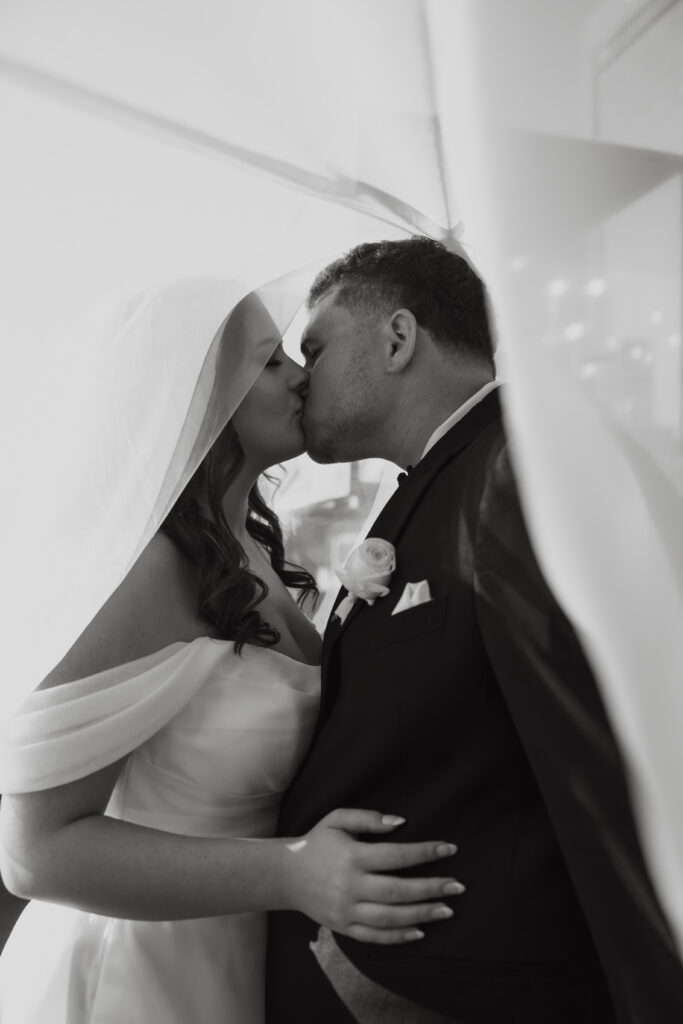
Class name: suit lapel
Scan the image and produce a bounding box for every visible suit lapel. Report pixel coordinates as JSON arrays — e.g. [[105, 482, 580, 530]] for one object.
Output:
[[370, 387, 503, 540], [318, 389, 504, 720]]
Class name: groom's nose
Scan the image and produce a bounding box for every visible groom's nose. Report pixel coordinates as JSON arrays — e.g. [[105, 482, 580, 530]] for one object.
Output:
[[294, 372, 309, 402]]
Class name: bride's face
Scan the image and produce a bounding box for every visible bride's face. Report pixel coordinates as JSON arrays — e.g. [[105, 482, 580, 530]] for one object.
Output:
[[232, 341, 308, 469]]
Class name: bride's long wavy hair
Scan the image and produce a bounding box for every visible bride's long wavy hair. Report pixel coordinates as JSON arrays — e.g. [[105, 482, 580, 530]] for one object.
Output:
[[161, 422, 317, 653]]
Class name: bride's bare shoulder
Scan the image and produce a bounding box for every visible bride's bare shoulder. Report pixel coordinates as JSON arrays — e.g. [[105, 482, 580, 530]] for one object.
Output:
[[40, 532, 208, 688]]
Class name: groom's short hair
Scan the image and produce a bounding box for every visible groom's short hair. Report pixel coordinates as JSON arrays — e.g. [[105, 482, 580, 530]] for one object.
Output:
[[307, 236, 495, 369]]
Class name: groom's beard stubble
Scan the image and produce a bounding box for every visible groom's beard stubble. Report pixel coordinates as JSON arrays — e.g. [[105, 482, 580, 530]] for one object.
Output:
[[301, 410, 354, 465], [301, 418, 338, 465], [302, 385, 382, 464]]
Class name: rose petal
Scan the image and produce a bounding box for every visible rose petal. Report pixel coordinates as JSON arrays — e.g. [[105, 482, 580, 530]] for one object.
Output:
[[335, 539, 396, 605]]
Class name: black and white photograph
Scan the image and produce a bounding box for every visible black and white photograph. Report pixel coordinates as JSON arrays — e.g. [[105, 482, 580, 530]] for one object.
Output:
[[1, 1, 683, 1021]]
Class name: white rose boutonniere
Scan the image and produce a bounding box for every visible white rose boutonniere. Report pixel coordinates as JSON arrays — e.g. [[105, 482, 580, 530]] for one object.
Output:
[[333, 538, 396, 625]]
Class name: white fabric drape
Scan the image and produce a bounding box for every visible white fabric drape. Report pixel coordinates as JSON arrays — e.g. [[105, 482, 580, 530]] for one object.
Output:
[[1, 0, 682, 953], [1, 275, 307, 716], [0, 640, 230, 793], [440, 4, 683, 954]]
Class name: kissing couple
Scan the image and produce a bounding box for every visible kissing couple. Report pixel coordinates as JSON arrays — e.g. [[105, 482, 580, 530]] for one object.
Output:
[[1, 238, 682, 1023]]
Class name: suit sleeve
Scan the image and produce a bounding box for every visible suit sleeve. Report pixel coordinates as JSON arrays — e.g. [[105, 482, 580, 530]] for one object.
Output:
[[473, 440, 683, 1022]]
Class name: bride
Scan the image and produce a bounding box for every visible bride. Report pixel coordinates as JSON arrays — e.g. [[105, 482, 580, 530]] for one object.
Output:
[[0, 280, 461, 1023]]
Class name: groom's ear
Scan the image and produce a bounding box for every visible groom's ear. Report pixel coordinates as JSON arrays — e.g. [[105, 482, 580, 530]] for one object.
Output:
[[383, 308, 417, 374]]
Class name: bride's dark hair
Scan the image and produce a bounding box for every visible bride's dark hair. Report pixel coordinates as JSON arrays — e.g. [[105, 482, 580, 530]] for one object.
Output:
[[161, 421, 317, 653]]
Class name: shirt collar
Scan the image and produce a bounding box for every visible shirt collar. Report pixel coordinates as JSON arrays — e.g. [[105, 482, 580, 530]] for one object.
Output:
[[419, 380, 500, 462]]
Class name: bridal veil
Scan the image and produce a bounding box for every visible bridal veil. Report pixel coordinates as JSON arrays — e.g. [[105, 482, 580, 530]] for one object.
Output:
[[1, 0, 682, 952]]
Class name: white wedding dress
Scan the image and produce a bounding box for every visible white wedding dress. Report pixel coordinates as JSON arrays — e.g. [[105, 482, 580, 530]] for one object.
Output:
[[0, 638, 319, 1024]]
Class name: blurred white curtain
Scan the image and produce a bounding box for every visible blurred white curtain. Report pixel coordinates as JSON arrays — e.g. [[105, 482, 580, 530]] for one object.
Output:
[[0, 0, 456, 699], [449, 0, 683, 954], [0, 0, 455, 353]]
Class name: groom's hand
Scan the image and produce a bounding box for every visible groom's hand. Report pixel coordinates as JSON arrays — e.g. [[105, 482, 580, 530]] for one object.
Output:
[[281, 808, 464, 944]]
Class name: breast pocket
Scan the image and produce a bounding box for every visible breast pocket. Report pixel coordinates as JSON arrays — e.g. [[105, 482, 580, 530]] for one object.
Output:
[[349, 596, 448, 659]]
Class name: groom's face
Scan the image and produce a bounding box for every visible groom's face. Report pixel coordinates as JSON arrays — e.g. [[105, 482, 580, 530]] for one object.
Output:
[[300, 288, 385, 463]]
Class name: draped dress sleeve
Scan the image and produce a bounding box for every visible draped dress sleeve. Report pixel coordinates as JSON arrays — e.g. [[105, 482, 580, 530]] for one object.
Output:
[[0, 637, 234, 794]]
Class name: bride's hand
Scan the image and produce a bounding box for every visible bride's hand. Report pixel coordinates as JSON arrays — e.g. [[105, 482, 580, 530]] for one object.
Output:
[[281, 808, 464, 944]]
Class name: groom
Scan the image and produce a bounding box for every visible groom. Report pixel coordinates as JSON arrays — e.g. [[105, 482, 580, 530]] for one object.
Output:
[[266, 238, 683, 1022]]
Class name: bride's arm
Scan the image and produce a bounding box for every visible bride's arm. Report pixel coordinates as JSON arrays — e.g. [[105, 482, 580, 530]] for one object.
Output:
[[0, 535, 462, 943], [0, 773, 460, 945]]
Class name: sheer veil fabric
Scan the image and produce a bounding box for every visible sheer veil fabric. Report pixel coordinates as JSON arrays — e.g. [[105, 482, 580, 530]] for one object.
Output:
[[0, 0, 682, 955], [0, 274, 308, 720]]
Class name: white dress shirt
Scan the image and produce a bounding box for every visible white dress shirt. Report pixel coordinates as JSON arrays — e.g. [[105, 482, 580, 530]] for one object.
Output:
[[419, 380, 500, 462]]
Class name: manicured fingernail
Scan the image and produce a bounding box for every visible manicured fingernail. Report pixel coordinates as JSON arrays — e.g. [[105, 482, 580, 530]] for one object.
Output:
[[431, 905, 454, 920], [436, 843, 457, 857], [405, 929, 425, 941], [381, 815, 406, 826], [443, 881, 466, 895]]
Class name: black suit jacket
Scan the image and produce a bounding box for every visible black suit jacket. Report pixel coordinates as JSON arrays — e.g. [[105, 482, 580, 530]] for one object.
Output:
[[266, 391, 683, 1023]]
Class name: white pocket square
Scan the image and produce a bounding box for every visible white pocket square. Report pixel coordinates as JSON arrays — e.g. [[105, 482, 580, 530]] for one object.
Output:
[[391, 580, 433, 615]]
